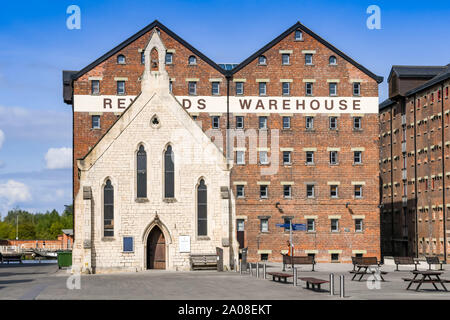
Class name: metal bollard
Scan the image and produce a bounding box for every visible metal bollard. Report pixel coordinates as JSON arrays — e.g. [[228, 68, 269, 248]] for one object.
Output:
[[339, 275, 345, 298], [293, 268, 297, 286], [256, 263, 260, 278], [329, 274, 334, 296], [239, 261, 242, 274], [263, 263, 266, 279], [249, 262, 253, 276]]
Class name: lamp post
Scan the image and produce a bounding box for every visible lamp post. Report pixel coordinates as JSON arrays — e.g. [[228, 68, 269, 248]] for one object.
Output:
[[16, 215, 19, 240]]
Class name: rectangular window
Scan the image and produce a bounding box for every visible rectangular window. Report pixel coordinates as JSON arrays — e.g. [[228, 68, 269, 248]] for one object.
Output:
[[306, 184, 315, 198], [236, 116, 244, 129], [236, 151, 245, 165], [331, 219, 339, 232], [329, 82, 337, 96], [235, 82, 244, 95], [329, 116, 337, 130], [305, 54, 313, 65], [283, 185, 292, 199], [307, 219, 315, 232], [330, 151, 338, 164], [259, 151, 269, 165], [354, 185, 363, 198], [282, 82, 290, 95], [282, 116, 291, 129], [259, 116, 268, 129], [354, 151, 362, 164], [353, 117, 362, 130], [330, 185, 338, 198], [169, 80, 173, 93], [306, 151, 314, 164], [141, 51, 145, 65], [331, 253, 339, 261], [355, 219, 363, 232], [211, 116, 220, 129], [211, 82, 220, 95], [260, 185, 268, 199], [282, 54, 290, 65], [295, 30, 303, 40], [353, 82, 361, 96], [305, 82, 313, 96], [305, 116, 314, 129], [260, 219, 269, 232], [188, 81, 197, 95], [91, 80, 100, 95], [260, 253, 269, 261], [283, 151, 291, 165], [92, 115, 101, 129], [237, 219, 245, 231], [123, 237, 133, 252], [117, 81, 125, 95], [165, 52, 173, 64], [236, 185, 245, 198], [259, 82, 267, 96]]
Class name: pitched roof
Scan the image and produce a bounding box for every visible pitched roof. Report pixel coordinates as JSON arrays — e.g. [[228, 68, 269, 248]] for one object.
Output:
[[71, 20, 226, 80], [231, 21, 383, 83], [387, 65, 447, 82], [68, 20, 383, 83], [405, 64, 450, 96], [379, 98, 396, 111]]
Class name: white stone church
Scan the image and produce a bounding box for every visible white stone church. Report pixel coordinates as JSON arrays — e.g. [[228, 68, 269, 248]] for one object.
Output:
[[72, 31, 238, 273]]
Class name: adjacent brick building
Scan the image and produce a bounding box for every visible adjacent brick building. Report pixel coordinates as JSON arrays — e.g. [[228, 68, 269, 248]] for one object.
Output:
[[379, 64, 450, 262], [63, 20, 383, 268]]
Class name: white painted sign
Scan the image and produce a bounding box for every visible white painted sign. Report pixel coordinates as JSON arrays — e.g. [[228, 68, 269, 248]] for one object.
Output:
[[179, 235, 190, 253], [74, 95, 379, 114]]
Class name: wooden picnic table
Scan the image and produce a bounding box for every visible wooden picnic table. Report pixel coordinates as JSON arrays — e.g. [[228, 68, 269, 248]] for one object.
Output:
[[350, 264, 387, 282], [403, 270, 448, 292], [267, 271, 293, 283]]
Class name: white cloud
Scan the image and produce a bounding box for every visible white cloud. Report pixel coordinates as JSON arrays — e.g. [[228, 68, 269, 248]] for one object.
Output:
[[0, 129, 4, 150], [0, 180, 32, 206], [45, 147, 72, 169]]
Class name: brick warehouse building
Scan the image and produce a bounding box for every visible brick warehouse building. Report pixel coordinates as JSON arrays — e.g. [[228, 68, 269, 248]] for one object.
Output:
[[63, 20, 383, 271], [379, 65, 450, 261]]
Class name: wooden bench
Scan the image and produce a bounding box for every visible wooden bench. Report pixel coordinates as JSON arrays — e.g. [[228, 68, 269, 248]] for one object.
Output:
[[351, 256, 380, 271], [189, 254, 218, 270], [282, 254, 316, 271], [426, 256, 445, 270], [267, 272, 293, 283], [394, 256, 419, 271], [299, 277, 329, 291]]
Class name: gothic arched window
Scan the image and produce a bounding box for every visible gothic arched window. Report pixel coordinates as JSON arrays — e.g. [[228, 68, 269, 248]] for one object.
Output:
[[197, 179, 207, 236], [104, 179, 114, 237], [164, 145, 174, 198], [137, 145, 147, 198]]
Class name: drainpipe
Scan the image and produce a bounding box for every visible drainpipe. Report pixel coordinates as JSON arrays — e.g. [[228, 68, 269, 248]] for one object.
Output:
[[441, 83, 447, 263], [413, 94, 418, 258], [390, 106, 394, 255]]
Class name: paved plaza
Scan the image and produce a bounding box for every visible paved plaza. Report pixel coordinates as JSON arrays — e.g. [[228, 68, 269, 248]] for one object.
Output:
[[0, 261, 449, 300]]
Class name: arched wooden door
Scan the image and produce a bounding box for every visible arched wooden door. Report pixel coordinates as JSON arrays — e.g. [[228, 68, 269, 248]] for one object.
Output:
[[147, 227, 166, 269]]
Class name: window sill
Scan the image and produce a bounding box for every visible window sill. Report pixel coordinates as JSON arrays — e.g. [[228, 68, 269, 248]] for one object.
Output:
[[305, 64, 315, 66], [163, 198, 177, 203], [135, 197, 149, 203], [102, 237, 115, 242], [197, 236, 210, 240]]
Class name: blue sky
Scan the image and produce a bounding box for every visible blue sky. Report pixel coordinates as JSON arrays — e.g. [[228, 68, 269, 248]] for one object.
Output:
[[0, 0, 449, 216]]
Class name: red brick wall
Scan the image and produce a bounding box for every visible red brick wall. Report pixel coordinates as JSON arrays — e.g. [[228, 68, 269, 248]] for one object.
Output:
[[71, 25, 381, 263]]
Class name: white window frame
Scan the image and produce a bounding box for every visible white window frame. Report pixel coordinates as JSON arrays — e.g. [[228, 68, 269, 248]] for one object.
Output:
[[236, 185, 245, 198], [211, 116, 220, 129], [283, 185, 292, 199], [329, 116, 337, 130], [355, 185, 363, 198], [282, 82, 290, 96], [305, 82, 313, 96], [235, 82, 244, 95], [165, 52, 173, 65], [306, 184, 315, 198], [117, 81, 125, 95], [236, 116, 244, 129], [330, 151, 338, 164], [92, 115, 101, 129], [260, 218, 269, 232], [91, 80, 100, 95], [307, 219, 315, 232], [283, 151, 292, 165], [259, 82, 267, 96], [329, 82, 337, 96], [188, 81, 197, 95], [259, 151, 269, 165], [306, 151, 314, 164], [353, 82, 361, 96], [236, 151, 245, 165], [354, 151, 362, 164], [282, 53, 290, 65], [211, 82, 220, 95], [306, 116, 314, 129], [305, 53, 313, 65], [259, 116, 268, 129], [260, 185, 268, 199], [282, 116, 291, 129], [331, 219, 339, 232], [355, 219, 363, 232], [330, 185, 338, 198]]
